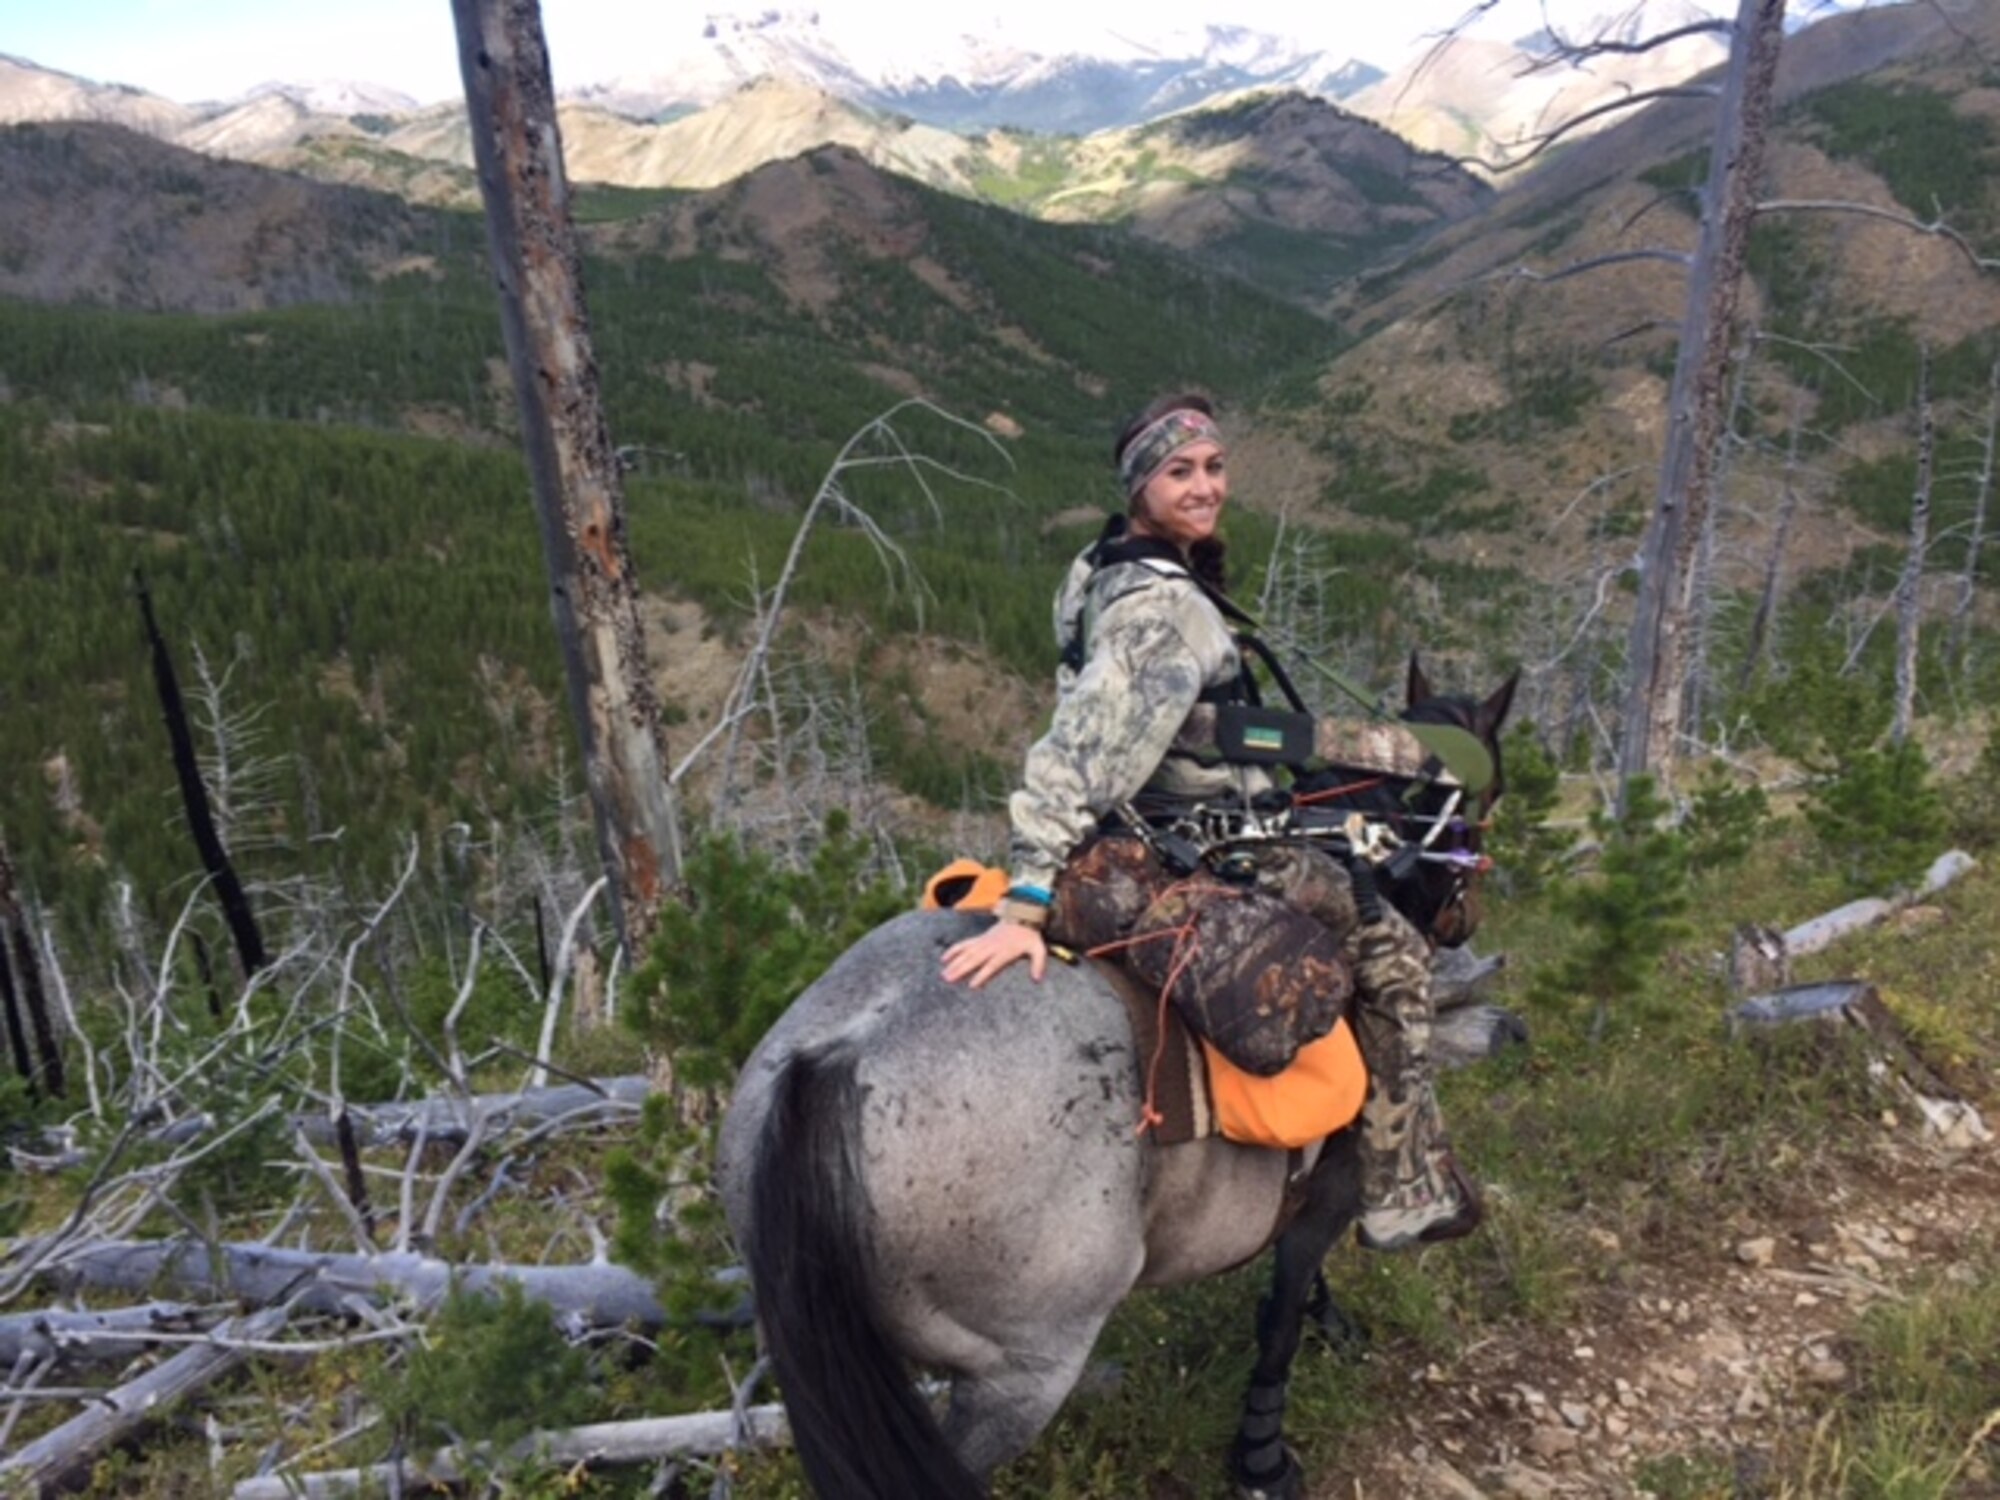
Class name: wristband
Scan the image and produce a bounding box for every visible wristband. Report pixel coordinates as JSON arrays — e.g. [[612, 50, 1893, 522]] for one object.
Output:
[[1004, 883, 1053, 906], [994, 897, 1051, 931]]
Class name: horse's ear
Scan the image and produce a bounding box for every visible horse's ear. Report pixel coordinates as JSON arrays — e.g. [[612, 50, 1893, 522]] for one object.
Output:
[[1406, 652, 1435, 709], [1477, 671, 1520, 739]]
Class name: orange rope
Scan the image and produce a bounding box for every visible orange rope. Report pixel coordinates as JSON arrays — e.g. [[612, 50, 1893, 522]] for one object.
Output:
[[1083, 878, 1258, 1138]]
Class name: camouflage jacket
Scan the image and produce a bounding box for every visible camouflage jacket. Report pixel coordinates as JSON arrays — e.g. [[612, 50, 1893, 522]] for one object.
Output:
[[1007, 547, 1271, 891]]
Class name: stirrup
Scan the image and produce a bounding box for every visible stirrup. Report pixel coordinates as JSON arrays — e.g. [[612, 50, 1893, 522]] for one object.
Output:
[[1356, 1153, 1483, 1252]]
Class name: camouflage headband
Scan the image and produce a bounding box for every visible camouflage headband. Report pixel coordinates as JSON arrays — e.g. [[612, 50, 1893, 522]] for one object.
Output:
[[1116, 408, 1225, 498]]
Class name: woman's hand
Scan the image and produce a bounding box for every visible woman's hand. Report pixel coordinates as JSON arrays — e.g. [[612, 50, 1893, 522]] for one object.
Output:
[[941, 918, 1048, 989]]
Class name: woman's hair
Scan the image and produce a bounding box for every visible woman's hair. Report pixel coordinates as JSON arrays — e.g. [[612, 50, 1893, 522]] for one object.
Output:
[[1111, 391, 1216, 471], [1113, 392, 1228, 593]]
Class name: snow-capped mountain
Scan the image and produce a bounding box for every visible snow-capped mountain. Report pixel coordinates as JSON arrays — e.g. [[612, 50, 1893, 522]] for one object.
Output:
[[557, 11, 1388, 134], [240, 81, 422, 118]]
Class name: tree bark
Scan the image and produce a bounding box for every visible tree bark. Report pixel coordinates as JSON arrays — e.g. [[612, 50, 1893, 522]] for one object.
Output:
[[133, 572, 267, 981], [451, 0, 682, 953], [1618, 0, 1787, 796], [1891, 349, 1933, 745]]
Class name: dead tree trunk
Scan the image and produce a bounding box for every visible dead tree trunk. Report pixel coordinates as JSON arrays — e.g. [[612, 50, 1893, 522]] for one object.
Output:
[[1618, 0, 1787, 797], [1739, 397, 1807, 691], [0, 837, 64, 1097], [1891, 349, 1934, 745], [134, 572, 267, 980], [451, 0, 683, 953], [1683, 344, 1754, 745], [1950, 358, 1997, 674], [0, 934, 33, 1090]]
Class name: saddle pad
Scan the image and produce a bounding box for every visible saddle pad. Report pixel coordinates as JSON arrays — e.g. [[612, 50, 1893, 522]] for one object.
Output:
[[1097, 958, 1212, 1146], [1201, 1020, 1368, 1150]]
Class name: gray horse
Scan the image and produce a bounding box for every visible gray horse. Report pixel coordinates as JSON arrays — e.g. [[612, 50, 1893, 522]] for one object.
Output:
[[717, 674, 1515, 1498]]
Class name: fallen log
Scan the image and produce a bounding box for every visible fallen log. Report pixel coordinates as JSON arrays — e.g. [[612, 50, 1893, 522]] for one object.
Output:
[[1781, 850, 1977, 958], [27, 1239, 675, 1334], [232, 1404, 793, 1498], [0, 1304, 288, 1494], [17, 1076, 654, 1173], [0, 1300, 225, 1370]]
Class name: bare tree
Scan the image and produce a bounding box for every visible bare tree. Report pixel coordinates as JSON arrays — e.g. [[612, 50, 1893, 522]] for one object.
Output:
[[1950, 358, 1998, 674], [452, 0, 682, 954], [1618, 0, 1788, 795], [1891, 350, 1936, 745], [135, 572, 268, 980], [1739, 394, 1810, 692]]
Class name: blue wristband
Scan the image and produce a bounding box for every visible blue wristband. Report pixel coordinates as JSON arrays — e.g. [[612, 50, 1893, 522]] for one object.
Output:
[[1004, 883, 1053, 907]]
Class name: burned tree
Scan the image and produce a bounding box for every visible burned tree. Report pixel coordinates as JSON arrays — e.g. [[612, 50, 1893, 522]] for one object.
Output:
[[1617, 0, 1788, 793], [451, 0, 683, 953]]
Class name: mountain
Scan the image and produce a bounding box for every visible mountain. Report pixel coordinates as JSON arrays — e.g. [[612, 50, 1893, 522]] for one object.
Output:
[[1028, 91, 1492, 298], [1345, 6, 1731, 168], [379, 79, 982, 197], [242, 80, 422, 117], [1280, 0, 2000, 604], [0, 52, 194, 137], [301, 79, 1485, 302], [0, 121, 428, 311], [175, 92, 364, 160]]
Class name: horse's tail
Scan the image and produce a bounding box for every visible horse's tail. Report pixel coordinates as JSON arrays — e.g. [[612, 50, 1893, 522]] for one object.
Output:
[[748, 1045, 985, 1500]]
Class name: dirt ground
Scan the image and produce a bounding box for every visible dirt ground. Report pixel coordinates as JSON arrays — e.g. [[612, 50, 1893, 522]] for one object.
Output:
[[1316, 1132, 2000, 1498]]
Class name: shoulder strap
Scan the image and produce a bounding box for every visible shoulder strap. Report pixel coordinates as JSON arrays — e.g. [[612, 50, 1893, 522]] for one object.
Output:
[[1057, 516, 1308, 715]]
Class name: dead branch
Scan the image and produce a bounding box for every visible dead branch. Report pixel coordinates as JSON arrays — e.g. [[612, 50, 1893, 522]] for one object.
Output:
[[0, 1303, 289, 1494], [1485, 248, 1695, 295], [528, 876, 609, 1091], [1468, 85, 1720, 174], [231, 1404, 794, 1498], [13, 1237, 689, 1333], [1523, 16, 1733, 67], [1756, 199, 2000, 273]]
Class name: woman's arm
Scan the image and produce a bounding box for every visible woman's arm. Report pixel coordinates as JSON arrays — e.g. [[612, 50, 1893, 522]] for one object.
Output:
[[944, 586, 1211, 988]]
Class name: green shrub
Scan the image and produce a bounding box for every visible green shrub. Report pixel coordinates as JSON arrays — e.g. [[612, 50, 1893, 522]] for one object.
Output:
[[371, 1281, 594, 1452], [625, 811, 905, 1090], [1531, 775, 1691, 1033], [1485, 723, 1566, 899], [1805, 738, 1948, 897], [1682, 761, 1770, 872]]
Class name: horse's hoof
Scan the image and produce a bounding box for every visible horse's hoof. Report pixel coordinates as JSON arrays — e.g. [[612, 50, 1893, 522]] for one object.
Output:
[[1231, 1443, 1305, 1500]]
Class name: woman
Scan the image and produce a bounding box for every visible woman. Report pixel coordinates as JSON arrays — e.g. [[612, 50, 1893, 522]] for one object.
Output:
[[942, 392, 1480, 1251]]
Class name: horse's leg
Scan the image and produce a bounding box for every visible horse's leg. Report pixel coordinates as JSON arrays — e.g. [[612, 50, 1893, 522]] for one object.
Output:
[[940, 1323, 1115, 1481], [1228, 1131, 1364, 1500]]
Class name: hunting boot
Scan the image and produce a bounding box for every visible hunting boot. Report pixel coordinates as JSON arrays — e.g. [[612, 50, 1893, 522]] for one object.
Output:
[[1345, 910, 1484, 1252]]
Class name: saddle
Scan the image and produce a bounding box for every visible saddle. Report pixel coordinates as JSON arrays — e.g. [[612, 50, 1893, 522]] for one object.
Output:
[[925, 859, 1369, 1152]]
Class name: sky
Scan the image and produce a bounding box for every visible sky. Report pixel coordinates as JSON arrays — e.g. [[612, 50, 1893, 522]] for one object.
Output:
[[0, 0, 1724, 107]]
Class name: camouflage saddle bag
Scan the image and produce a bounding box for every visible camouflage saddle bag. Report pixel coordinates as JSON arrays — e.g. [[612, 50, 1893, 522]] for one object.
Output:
[[1050, 834, 1352, 1077]]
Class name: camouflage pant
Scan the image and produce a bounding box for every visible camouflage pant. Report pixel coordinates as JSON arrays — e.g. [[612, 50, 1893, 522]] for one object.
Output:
[[1251, 846, 1448, 1212]]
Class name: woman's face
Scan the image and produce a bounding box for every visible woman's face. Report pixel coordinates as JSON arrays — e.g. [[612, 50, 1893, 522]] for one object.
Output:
[[1131, 439, 1228, 550]]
